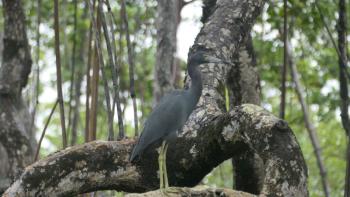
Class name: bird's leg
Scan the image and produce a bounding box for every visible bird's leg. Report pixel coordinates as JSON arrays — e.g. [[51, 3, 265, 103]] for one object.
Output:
[[158, 141, 166, 189], [163, 142, 169, 188]]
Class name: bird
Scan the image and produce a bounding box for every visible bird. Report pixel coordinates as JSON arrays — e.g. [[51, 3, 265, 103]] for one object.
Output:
[[129, 50, 225, 189]]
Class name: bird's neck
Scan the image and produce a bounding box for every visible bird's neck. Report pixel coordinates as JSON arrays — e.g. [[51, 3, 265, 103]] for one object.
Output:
[[188, 64, 202, 103]]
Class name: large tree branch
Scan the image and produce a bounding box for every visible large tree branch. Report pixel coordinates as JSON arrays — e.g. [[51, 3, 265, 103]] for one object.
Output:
[[4, 104, 307, 196], [125, 186, 255, 197]]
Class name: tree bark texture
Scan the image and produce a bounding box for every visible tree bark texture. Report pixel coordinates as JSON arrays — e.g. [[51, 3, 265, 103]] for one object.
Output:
[[153, 0, 177, 103], [204, 1, 263, 192], [337, 0, 350, 136], [0, 0, 32, 95], [337, 0, 350, 195], [0, 145, 10, 193], [4, 0, 308, 196], [228, 35, 260, 107], [228, 35, 263, 194], [0, 0, 35, 193], [125, 186, 255, 197]]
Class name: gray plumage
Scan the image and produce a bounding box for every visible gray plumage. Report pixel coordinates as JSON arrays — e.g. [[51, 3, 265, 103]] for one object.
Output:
[[130, 51, 223, 162]]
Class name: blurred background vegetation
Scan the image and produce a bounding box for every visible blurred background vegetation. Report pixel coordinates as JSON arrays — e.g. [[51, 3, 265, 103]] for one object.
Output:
[[11, 0, 348, 196]]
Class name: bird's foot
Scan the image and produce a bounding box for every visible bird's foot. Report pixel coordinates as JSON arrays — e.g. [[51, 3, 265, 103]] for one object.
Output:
[[160, 187, 177, 197]]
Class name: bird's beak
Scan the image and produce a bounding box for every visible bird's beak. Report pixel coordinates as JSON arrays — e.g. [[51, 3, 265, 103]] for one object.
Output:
[[205, 55, 230, 64]]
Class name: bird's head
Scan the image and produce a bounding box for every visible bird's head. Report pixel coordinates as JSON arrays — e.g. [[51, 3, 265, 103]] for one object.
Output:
[[188, 50, 229, 66]]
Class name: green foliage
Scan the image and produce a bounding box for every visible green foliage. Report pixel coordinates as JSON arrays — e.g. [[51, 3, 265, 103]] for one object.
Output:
[[253, 1, 347, 196], [204, 159, 233, 188]]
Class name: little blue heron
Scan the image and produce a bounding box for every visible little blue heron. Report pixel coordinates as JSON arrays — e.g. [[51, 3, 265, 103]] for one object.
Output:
[[130, 50, 225, 189]]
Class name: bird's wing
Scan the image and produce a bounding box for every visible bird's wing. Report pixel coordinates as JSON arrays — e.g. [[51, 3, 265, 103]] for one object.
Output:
[[130, 91, 187, 161], [155, 90, 183, 107]]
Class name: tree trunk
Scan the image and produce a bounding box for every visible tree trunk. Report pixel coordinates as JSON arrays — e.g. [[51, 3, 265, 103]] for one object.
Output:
[[0, 0, 35, 193], [153, 0, 178, 103], [228, 35, 263, 194], [336, 1, 350, 196]]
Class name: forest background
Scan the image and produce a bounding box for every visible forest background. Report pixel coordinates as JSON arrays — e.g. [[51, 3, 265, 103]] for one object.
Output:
[[0, 0, 348, 196]]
